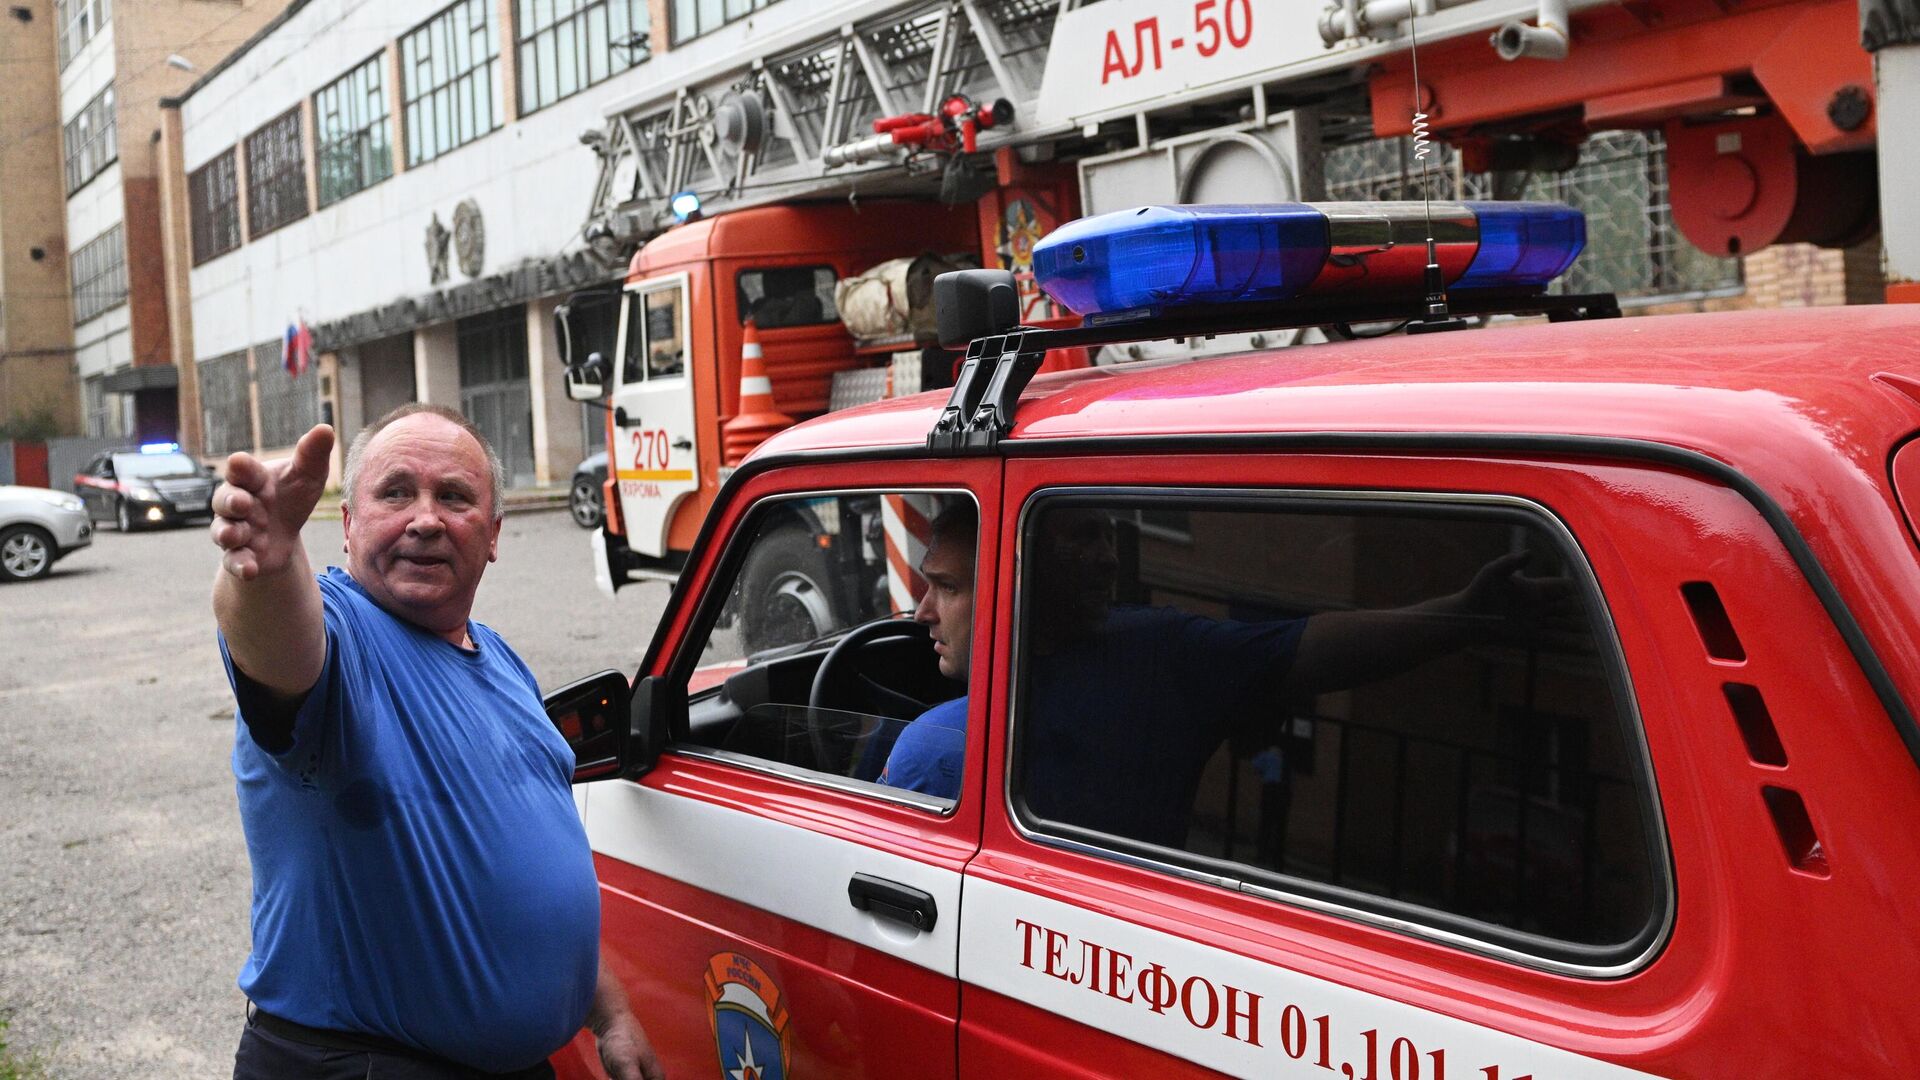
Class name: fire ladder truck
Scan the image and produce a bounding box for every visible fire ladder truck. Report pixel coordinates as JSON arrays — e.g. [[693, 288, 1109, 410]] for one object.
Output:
[[562, 0, 1906, 643]]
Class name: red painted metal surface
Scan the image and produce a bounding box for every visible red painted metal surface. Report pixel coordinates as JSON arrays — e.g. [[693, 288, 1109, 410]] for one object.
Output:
[[578, 304, 1920, 1077], [965, 451, 1920, 1076], [1369, 0, 1872, 154]]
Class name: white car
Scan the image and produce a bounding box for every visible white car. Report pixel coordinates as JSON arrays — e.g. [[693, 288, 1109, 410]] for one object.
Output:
[[0, 484, 93, 581]]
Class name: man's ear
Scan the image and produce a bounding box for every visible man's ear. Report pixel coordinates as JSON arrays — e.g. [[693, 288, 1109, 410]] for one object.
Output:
[[340, 502, 352, 554], [488, 514, 502, 562]]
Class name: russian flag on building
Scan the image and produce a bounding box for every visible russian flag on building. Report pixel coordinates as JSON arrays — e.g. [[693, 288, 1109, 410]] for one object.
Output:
[[283, 317, 314, 377]]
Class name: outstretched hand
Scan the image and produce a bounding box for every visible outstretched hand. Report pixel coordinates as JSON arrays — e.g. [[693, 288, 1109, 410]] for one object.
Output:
[[1457, 551, 1579, 633], [210, 424, 335, 581]]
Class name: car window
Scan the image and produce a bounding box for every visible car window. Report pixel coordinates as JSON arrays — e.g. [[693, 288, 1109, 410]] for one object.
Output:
[[679, 490, 977, 806], [1009, 491, 1664, 965], [737, 266, 837, 329], [113, 453, 201, 479]]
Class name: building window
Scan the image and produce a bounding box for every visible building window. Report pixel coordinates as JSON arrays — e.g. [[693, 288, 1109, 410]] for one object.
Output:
[[189, 149, 241, 265], [245, 107, 310, 238], [69, 224, 127, 324], [83, 374, 113, 438], [54, 0, 110, 69], [314, 53, 394, 207], [251, 340, 320, 450], [515, 0, 649, 115], [671, 0, 774, 46], [62, 84, 116, 194], [401, 0, 501, 166], [198, 350, 252, 455]]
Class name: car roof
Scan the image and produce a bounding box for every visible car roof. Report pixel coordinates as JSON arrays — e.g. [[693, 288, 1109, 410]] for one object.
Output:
[[757, 305, 1920, 482]]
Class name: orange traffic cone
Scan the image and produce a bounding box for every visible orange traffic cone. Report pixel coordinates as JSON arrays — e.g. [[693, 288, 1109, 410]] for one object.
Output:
[[722, 320, 794, 465]]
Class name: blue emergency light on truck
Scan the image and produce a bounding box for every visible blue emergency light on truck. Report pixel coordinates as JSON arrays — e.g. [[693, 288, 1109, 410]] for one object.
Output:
[[1031, 202, 1586, 315]]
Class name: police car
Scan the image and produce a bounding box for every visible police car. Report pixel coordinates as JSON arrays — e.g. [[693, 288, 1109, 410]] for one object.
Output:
[[541, 202, 1920, 1078]]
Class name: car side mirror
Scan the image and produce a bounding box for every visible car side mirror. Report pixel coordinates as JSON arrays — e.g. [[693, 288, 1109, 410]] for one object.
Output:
[[624, 675, 676, 779], [543, 669, 630, 782], [566, 351, 608, 402]]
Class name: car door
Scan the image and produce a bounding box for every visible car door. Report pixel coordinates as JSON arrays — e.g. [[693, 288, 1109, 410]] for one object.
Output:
[[959, 448, 1920, 1078], [75, 455, 111, 519], [608, 272, 701, 559], [559, 456, 1002, 1080]]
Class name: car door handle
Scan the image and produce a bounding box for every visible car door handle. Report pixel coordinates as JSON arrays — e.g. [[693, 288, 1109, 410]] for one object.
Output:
[[614, 406, 631, 426], [671, 437, 692, 450], [848, 873, 938, 932]]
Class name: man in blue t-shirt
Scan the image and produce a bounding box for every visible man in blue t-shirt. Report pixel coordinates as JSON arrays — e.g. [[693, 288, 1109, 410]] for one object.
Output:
[[210, 407, 662, 1080]]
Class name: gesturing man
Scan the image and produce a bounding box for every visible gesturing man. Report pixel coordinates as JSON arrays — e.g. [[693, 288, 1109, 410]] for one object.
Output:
[[211, 405, 663, 1080]]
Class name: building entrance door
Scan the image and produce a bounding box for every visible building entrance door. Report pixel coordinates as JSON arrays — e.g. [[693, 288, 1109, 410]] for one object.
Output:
[[457, 307, 535, 488]]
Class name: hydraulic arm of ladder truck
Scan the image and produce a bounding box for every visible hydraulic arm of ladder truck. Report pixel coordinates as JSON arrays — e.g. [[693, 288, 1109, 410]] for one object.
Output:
[[555, 0, 1896, 602]]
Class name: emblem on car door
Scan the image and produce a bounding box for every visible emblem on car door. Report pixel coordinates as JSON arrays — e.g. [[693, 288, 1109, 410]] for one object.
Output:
[[706, 953, 791, 1080]]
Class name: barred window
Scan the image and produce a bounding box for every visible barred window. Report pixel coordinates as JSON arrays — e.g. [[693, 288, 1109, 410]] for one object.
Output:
[[251, 341, 320, 450], [70, 224, 127, 324], [315, 54, 394, 207], [62, 85, 117, 194], [55, 0, 110, 69], [402, 0, 501, 166], [83, 374, 114, 439], [189, 150, 241, 265], [671, 0, 776, 46], [516, 0, 649, 115], [246, 107, 310, 238], [198, 350, 253, 456]]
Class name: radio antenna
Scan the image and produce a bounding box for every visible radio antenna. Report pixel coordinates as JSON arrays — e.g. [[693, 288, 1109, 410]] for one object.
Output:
[[1407, 7, 1452, 322]]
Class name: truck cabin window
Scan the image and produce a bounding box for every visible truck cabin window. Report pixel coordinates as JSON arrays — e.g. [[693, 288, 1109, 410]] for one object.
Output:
[[738, 266, 837, 329], [1009, 494, 1664, 963], [678, 491, 976, 807], [622, 285, 686, 383]]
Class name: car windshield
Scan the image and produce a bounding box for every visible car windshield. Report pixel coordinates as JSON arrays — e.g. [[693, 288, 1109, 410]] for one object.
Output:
[[114, 452, 201, 479]]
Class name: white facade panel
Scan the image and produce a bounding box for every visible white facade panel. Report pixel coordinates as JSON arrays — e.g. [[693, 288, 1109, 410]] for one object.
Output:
[[182, 0, 649, 361], [65, 163, 124, 246], [73, 308, 131, 379], [58, 20, 114, 120]]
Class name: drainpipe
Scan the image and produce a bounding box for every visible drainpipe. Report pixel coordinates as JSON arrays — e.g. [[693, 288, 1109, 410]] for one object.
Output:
[[1491, 0, 1570, 60]]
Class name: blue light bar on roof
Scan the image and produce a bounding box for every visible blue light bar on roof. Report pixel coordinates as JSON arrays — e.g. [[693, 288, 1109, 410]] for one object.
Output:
[[139, 442, 181, 454], [1031, 201, 1586, 316]]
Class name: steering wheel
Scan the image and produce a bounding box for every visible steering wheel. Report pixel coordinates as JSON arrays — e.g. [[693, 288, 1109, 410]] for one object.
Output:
[[807, 617, 936, 774]]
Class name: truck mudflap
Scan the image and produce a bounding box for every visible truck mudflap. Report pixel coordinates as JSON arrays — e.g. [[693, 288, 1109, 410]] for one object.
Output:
[[591, 526, 620, 599]]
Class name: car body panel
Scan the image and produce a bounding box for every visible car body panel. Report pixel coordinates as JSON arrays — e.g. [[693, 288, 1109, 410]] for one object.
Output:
[[0, 485, 93, 554]]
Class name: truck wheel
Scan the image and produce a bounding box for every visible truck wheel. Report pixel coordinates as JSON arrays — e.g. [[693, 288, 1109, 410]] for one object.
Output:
[[738, 527, 838, 653], [0, 525, 55, 581], [569, 475, 603, 529]]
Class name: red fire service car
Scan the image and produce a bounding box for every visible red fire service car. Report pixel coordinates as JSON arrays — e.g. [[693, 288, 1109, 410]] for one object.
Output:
[[540, 201, 1920, 1079]]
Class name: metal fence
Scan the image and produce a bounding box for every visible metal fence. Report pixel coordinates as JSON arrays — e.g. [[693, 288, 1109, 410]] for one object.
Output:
[[1323, 131, 1742, 303]]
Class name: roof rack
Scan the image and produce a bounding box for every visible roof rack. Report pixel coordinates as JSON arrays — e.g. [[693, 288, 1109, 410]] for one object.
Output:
[[924, 269, 1620, 454]]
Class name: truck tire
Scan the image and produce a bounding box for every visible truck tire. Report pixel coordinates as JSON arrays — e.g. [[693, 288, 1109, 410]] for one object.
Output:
[[738, 527, 838, 653], [0, 525, 55, 581]]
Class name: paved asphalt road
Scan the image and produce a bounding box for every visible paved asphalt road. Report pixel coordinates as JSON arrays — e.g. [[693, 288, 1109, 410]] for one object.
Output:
[[0, 507, 670, 1077]]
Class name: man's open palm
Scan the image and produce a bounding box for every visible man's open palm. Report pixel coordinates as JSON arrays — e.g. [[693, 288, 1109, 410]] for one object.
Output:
[[211, 424, 335, 581]]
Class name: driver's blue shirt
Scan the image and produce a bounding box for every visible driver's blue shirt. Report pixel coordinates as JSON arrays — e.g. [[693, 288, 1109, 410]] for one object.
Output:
[[879, 696, 968, 795], [880, 605, 1304, 838], [220, 567, 600, 1071]]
